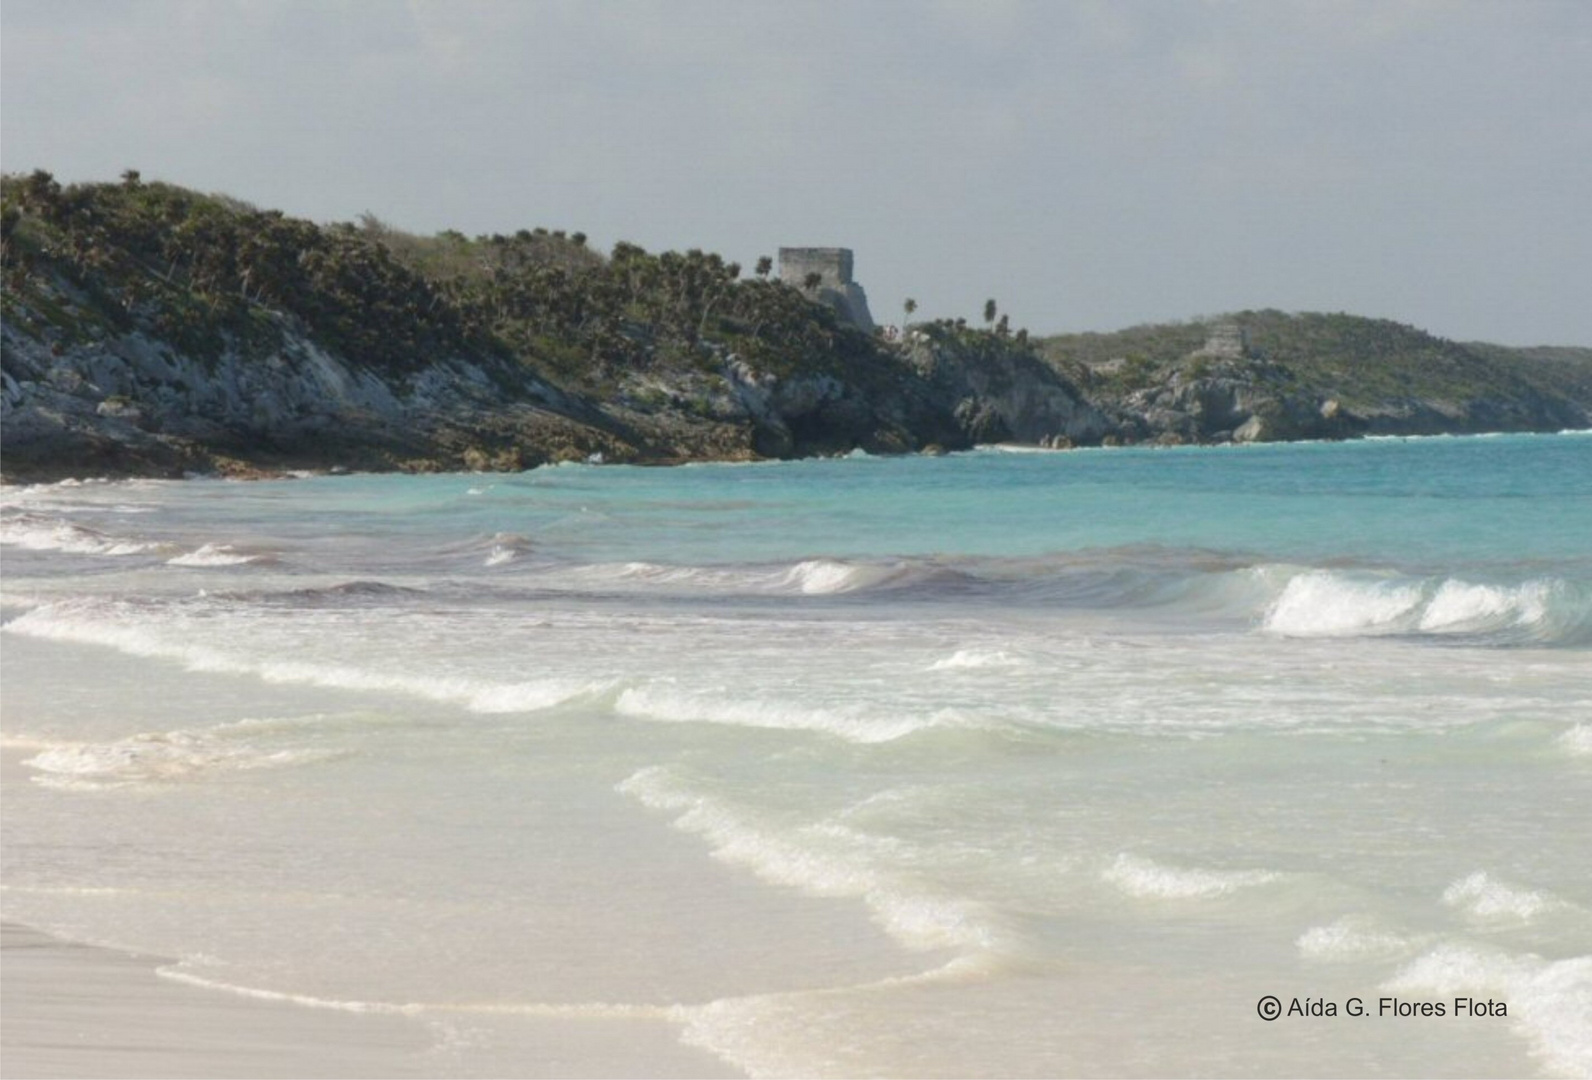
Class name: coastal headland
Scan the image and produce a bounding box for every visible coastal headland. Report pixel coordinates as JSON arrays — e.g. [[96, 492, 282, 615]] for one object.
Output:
[[4, 172, 1589, 482]]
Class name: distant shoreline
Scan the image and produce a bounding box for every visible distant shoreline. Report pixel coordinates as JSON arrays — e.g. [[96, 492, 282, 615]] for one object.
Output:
[[6, 426, 1590, 489], [7, 177, 1588, 490]]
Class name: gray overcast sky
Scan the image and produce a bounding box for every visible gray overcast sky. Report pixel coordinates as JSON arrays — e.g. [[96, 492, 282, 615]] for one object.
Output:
[[3, 0, 1588, 345]]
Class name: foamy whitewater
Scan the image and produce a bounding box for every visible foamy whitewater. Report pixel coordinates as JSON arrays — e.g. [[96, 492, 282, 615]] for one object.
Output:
[[3, 433, 1590, 1076]]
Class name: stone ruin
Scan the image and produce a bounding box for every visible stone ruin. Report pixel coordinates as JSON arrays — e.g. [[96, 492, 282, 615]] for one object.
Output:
[[1192, 321, 1248, 360], [779, 247, 875, 331]]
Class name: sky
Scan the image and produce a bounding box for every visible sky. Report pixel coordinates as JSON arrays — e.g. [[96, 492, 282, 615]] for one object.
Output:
[[3, 0, 1589, 346]]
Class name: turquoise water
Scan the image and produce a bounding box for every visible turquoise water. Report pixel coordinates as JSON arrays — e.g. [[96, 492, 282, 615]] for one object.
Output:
[[3, 432, 1590, 1076], [132, 432, 1592, 567]]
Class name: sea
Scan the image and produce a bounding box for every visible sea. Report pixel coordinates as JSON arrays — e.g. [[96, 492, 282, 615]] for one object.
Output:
[[2, 432, 1590, 1078]]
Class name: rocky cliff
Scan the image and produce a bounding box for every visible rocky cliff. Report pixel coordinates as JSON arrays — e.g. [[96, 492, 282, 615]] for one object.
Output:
[[2, 252, 1085, 480], [1043, 312, 1591, 446], [3, 175, 1588, 481]]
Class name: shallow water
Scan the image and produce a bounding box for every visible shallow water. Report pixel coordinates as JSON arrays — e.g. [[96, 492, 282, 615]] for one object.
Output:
[[3, 433, 1590, 1076]]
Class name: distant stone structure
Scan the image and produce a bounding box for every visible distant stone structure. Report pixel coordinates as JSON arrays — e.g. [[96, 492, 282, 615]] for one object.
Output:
[[1193, 321, 1248, 360], [779, 247, 875, 331]]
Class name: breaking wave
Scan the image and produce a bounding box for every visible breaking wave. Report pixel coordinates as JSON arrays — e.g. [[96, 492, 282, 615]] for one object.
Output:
[[1262, 570, 1591, 646], [1384, 945, 1592, 1078], [614, 684, 973, 744], [1296, 916, 1419, 962], [1560, 725, 1592, 757], [246, 581, 428, 606], [167, 543, 261, 567], [0, 512, 165, 556], [776, 559, 922, 595], [1442, 871, 1568, 924], [512, 551, 1592, 649], [928, 648, 1030, 671], [2, 599, 614, 715], [526, 547, 1268, 615], [461, 531, 532, 567], [560, 557, 969, 597], [1101, 853, 1282, 900], [24, 721, 344, 791], [618, 765, 1002, 953]]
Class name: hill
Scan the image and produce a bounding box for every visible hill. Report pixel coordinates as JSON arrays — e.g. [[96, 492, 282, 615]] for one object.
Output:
[[1, 172, 1008, 478], [1040, 312, 1591, 443], [2, 172, 1586, 480]]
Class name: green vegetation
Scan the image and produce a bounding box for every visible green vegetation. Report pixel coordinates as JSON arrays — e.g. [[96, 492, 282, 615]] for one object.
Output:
[[2, 170, 484, 371], [1461, 342, 1592, 410], [4, 170, 1585, 477], [1040, 310, 1592, 417], [1239, 311, 1515, 407], [0, 171, 897, 395], [1037, 319, 1210, 387]]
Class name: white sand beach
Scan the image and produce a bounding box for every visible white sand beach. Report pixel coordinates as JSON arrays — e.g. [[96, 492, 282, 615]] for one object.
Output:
[[0, 921, 739, 1078]]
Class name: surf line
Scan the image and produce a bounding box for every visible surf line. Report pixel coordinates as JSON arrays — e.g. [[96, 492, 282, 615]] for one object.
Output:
[[156, 952, 987, 1022]]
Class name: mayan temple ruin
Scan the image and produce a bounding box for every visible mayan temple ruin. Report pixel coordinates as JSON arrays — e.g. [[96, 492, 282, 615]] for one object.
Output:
[[1193, 320, 1249, 360], [778, 247, 875, 331]]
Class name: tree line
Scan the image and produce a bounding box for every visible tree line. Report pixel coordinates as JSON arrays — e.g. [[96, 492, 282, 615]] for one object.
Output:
[[0, 172, 907, 389]]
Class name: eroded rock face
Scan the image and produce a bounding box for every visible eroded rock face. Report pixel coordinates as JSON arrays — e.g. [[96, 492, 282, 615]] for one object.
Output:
[[904, 334, 1110, 447], [0, 282, 974, 478], [4, 293, 1122, 479], [1073, 344, 1375, 447], [1063, 316, 1592, 447], [10, 265, 1581, 481], [0, 306, 626, 479]]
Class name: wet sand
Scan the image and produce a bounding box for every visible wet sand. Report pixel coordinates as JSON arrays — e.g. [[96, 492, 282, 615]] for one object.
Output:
[[0, 922, 738, 1078]]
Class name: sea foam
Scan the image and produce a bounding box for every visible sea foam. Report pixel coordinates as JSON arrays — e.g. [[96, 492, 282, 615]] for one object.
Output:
[[928, 648, 1029, 671], [24, 724, 342, 790], [557, 556, 926, 597], [1384, 945, 1592, 1078], [614, 684, 955, 744], [3, 600, 612, 716], [167, 543, 259, 567], [1418, 579, 1552, 633], [1442, 871, 1564, 923], [1296, 916, 1417, 962], [0, 513, 164, 556], [618, 765, 999, 954], [1263, 572, 1424, 637], [1101, 853, 1281, 900], [1558, 725, 1592, 757], [1263, 570, 1588, 644], [778, 559, 898, 594], [479, 531, 531, 567]]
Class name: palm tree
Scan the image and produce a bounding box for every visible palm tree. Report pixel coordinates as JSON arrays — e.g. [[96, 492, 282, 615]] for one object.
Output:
[[903, 297, 917, 327], [984, 298, 997, 326], [755, 256, 773, 278], [20, 170, 61, 217]]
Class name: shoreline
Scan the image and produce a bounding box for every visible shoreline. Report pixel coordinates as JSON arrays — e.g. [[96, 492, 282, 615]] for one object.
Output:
[[0, 921, 741, 1079], [3, 437, 1587, 1077], [5, 426, 1589, 489], [0, 921, 435, 1079]]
